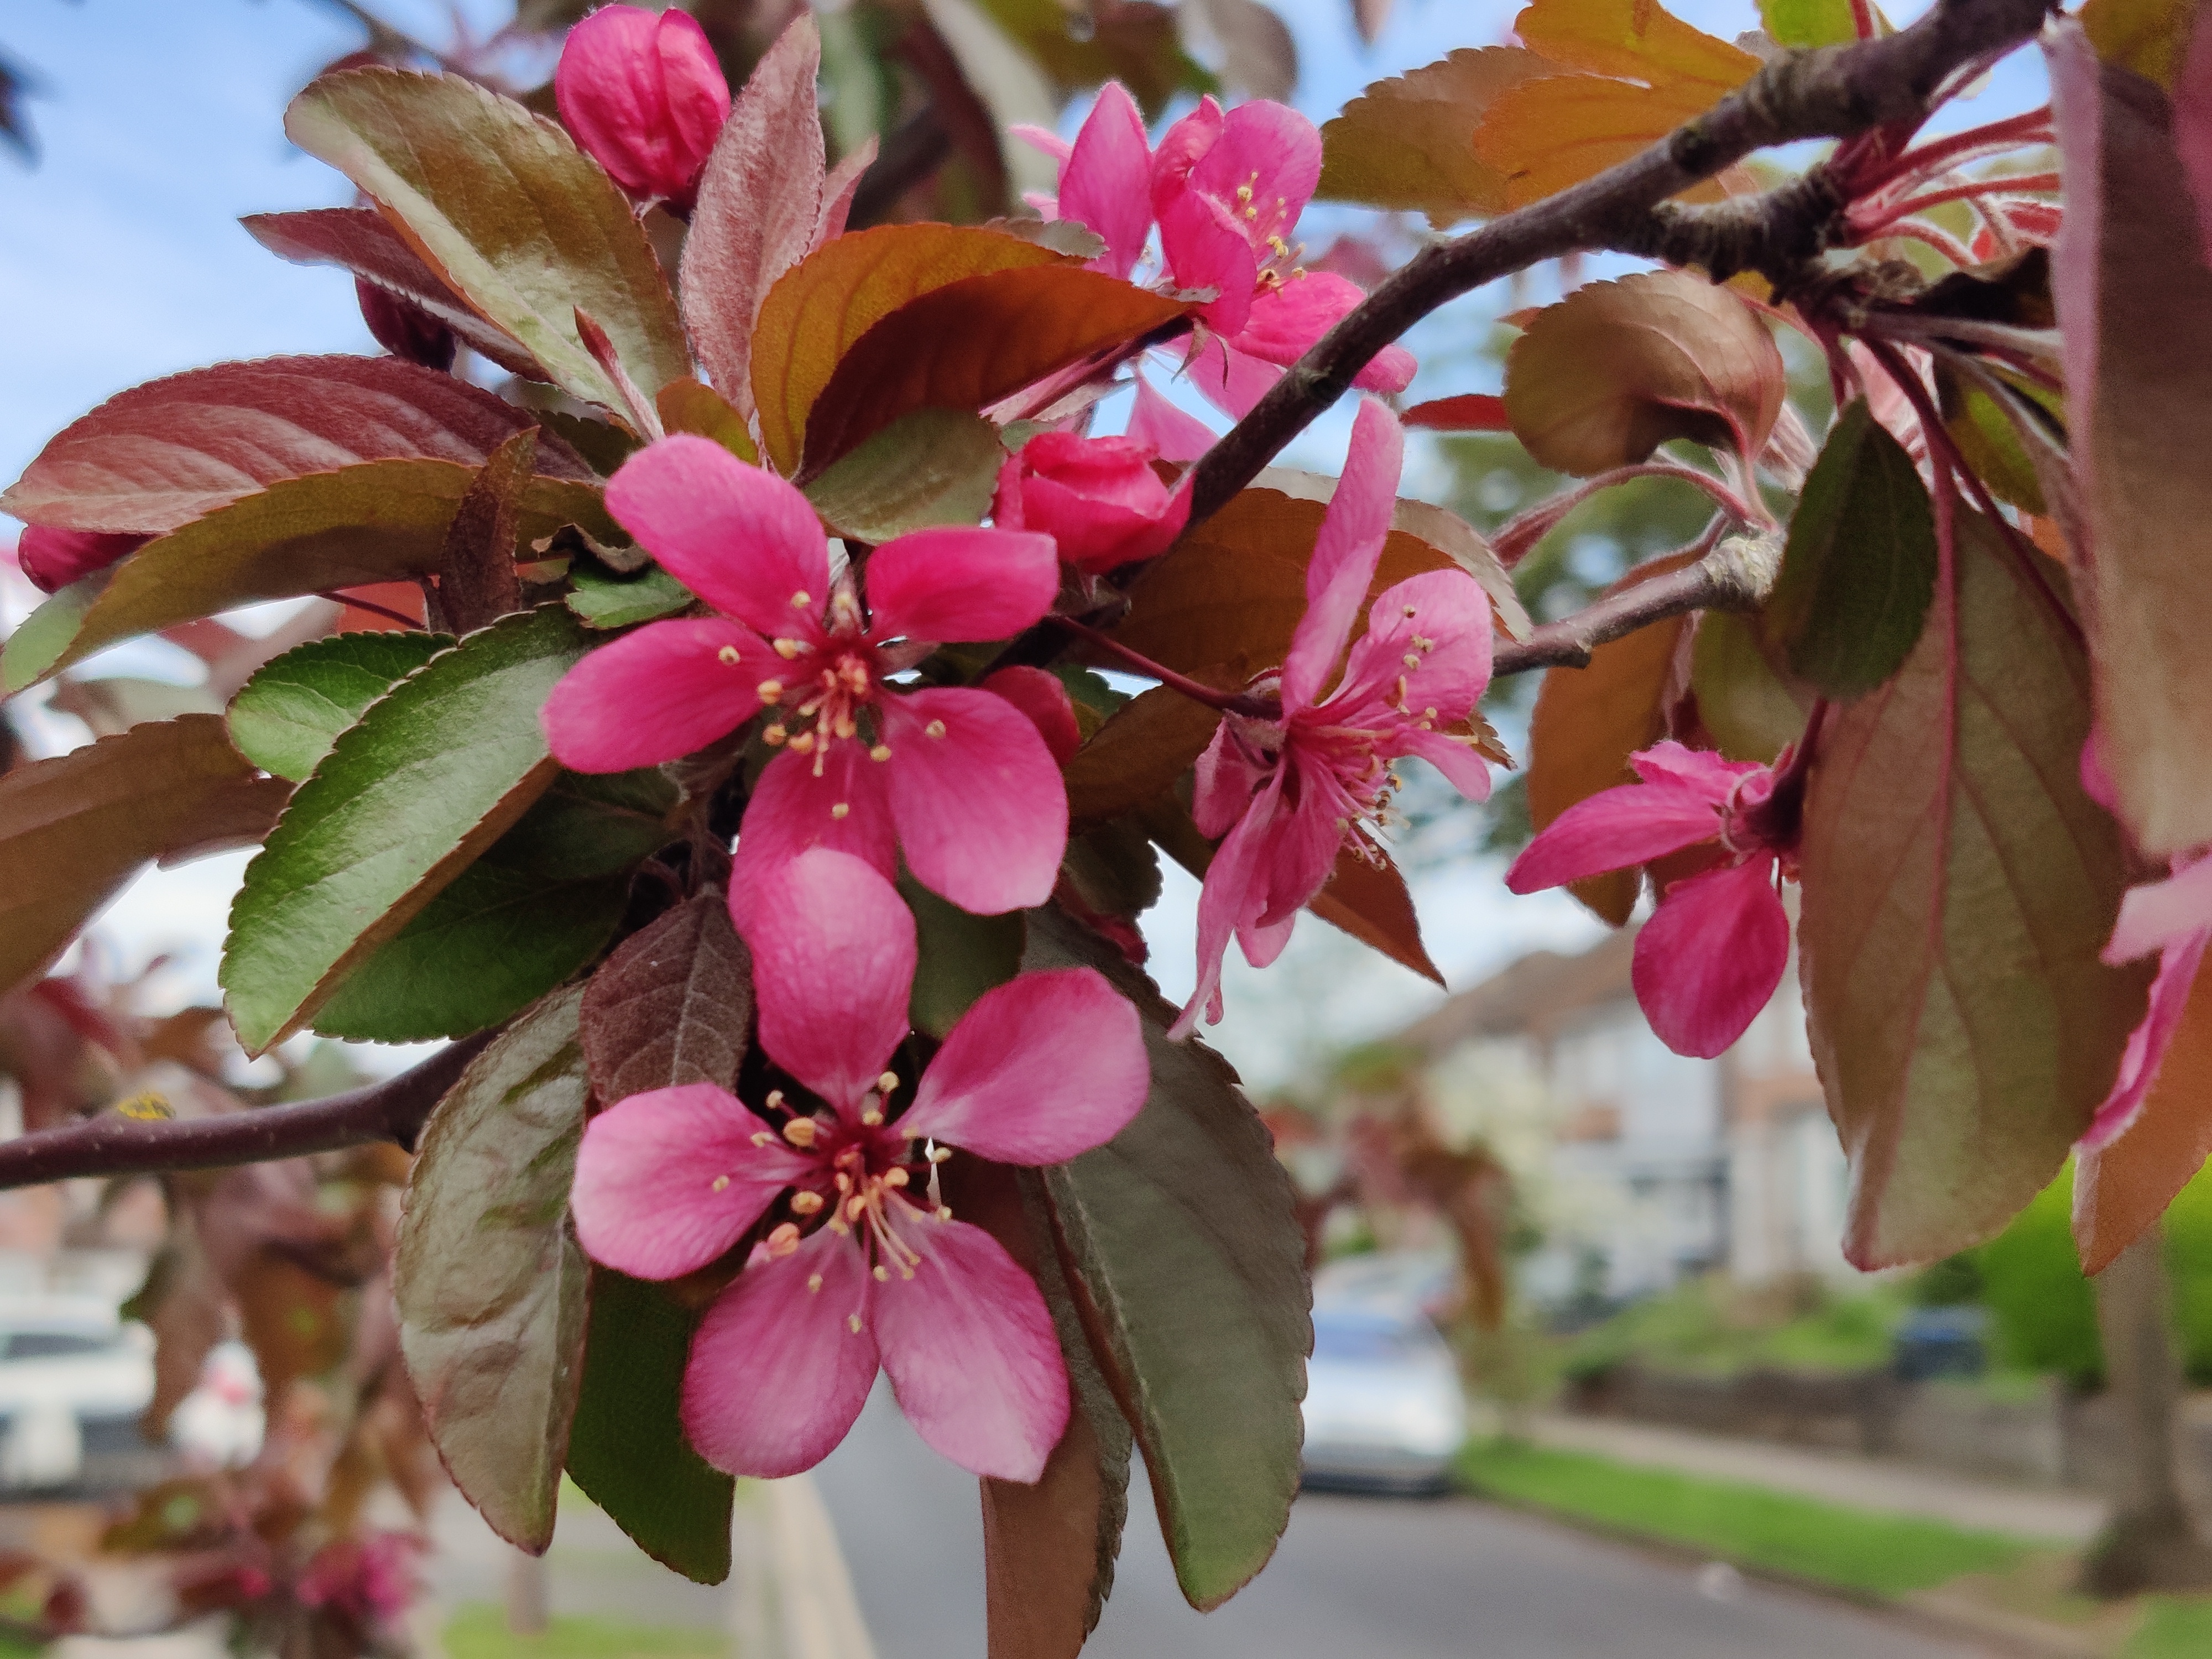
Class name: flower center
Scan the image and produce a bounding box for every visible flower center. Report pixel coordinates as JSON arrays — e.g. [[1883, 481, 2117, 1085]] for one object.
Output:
[[753, 581, 892, 778]]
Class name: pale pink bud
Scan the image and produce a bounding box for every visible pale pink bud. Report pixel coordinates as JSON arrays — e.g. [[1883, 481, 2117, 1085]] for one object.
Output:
[[992, 434, 1189, 575], [556, 5, 732, 208], [15, 526, 148, 593]]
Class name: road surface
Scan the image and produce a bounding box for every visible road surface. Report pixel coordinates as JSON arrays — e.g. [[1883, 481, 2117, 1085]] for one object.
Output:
[[813, 1384, 1981, 1659]]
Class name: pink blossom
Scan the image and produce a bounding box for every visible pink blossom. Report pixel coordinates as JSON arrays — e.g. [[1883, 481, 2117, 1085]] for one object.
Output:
[[15, 526, 147, 593], [1505, 740, 1797, 1060], [541, 435, 1068, 920], [992, 432, 1190, 573], [296, 1532, 419, 1626], [556, 4, 731, 208], [570, 849, 1149, 1480], [1172, 399, 1495, 1038]]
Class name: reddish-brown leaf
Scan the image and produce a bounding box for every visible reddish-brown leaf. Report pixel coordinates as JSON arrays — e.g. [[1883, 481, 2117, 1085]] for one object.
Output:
[[680, 16, 826, 430], [1526, 551, 1700, 925], [1404, 393, 1513, 431], [655, 378, 760, 465], [1513, 0, 1760, 87], [438, 428, 535, 633], [1064, 683, 1229, 830], [579, 890, 753, 1105], [1, 356, 589, 534], [1317, 48, 1559, 223], [1307, 847, 1442, 984], [2075, 955, 2212, 1273]]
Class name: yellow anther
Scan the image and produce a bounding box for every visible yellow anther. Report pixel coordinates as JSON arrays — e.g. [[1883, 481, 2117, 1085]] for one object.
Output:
[[764, 724, 789, 747], [936, 1204, 954, 1221], [1404, 603, 1418, 618], [870, 744, 893, 763], [1402, 652, 1421, 669], [925, 719, 947, 739], [848, 1313, 864, 1334], [928, 1145, 953, 1164], [884, 1167, 910, 1188], [807, 1272, 825, 1293], [757, 679, 783, 703], [792, 1190, 825, 1215], [1412, 635, 1435, 651], [860, 1107, 884, 1126], [1237, 182, 1254, 202], [873, 1265, 890, 1281], [750, 1131, 774, 1147], [774, 637, 804, 660], [877, 1071, 899, 1093], [712, 1175, 731, 1192], [832, 712, 857, 740], [718, 645, 743, 666], [831, 802, 851, 820], [784, 1117, 818, 1149], [790, 590, 812, 609], [767, 1223, 801, 1257], [834, 1171, 853, 1192], [1423, 706, 1438, 720], [847, 1194, 869, 1222], [1243, 204, 1258, 220], [766, 1089, 786, 1110], [789, 731, 816, 754]]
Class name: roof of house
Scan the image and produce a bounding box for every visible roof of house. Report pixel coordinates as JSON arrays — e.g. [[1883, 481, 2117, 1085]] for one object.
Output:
[[1394, 925, 1636, 1055]]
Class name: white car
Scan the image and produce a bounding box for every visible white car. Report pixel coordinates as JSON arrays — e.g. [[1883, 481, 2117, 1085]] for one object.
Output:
[[1300, 1303, 1469, 1493]]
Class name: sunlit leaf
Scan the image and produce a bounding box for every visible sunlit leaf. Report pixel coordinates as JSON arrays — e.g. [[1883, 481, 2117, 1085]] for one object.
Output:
[[804, 409, 1005, 540], [1759, 0, 1861, 48], [1318, 49, 1560, 223], [567, 563, 696, 630], [227, 632, 452, 782]]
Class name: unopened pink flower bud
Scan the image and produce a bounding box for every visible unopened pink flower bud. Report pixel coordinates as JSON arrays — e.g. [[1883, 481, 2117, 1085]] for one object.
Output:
[[15, 526, 148, 593], [556, 5, 731, 209], [992, 434, 1190, 575], [356, 279, 455, 372]]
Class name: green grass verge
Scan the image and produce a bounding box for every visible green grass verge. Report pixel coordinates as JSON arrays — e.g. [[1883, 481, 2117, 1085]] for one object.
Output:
[[2128, 1597, 2212, 1658], [1456, 1439, 2031, 1598], [442, 1602, 725, 1658]]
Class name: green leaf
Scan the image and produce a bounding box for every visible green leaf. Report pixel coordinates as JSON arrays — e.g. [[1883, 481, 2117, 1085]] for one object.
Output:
[[1689, 611, 1812, 764], [3, 461, 608, 692], [311, 773, 675, 1042], [567, 562, 696, 630], [221, 607, 594, 1054], [901, 873, 1025, 1040], [803, 409, 1004, 542], [396, 985, 591, 1552], [1799, 511, 2152, 1267], [1758, 0, 1861, 48], [227, 633, 453, 782], [1761, 399, 1938, 700], [1022, 906, 1308, 1612], [566, 1269, 734, 1585], [0, 716, 290, 995], [285, 68, 690, 414]]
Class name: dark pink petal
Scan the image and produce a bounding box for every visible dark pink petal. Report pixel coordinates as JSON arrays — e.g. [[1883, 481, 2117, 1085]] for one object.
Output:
[[1282, 398, 1402, 708], [1335, 569, 1493, 726], [1504, 782, 1725, 892], [863, 528, 1058, 643], [1630, 738, 1756, 797], [1129, 372, 1219, 463], [1190, 720, 1257, 839], [556, 6, 730, 203], [1149, 97, 1224, 217], [979, 666, 1081, 765], [572, 1084, 812, 1280], [1631, 855, 1790, 1059], [743, 849, 917, 1113], [1226, 272, 1365, 369], [1239, 907, 1298, 972], [2080, 927, 2212, 1149], [1251, 753, 1350, 932], [542, 618, 772, 773], [682, 1229, 877, 1478], [1190, 99, 1323, 253], [1353, 343, 1418, 394], [901, 968, 1148, 1162], [2109, 854, 2212, 963], [1171, 769, 1284, 1039], [604, 436, 830, 640], [1159, 191, 1259, 332], [728, 743, 897, 932], [1060, 82, 1154, 280], [15, 526, 145, 593], [1399, 726, 1495, 802], [882, 688, 1068, 915], [2081, 725, 2120, 813], [873, 1209, 1070, 1481], [1183, 334, 1283, 420]]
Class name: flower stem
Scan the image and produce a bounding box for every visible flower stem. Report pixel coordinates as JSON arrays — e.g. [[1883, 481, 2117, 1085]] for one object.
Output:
[[1046, 615, 1280, 719]]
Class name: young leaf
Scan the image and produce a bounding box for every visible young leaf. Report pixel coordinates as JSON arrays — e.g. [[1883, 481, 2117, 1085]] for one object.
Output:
[[1024, 905, 1308, 1613], [1305, 847, 1442, 985], [578, 888, 754, 1105], [2051, 34, 2212, 855], [680, 15, 826, 429], [2074, 954, 2212, 1273], [1759, 0, 1861, 49], [655, 379, 759, 465], [804, 409, 1005, 541], [310, 774, 675, 1042], [902, 874, 1026, 1039], [285, 69, 690, 415], [1526, 551, 1702, 926], [1504, 272, 1786, 476], [395, 984, 591, 1553], [1689, 611, 1812, 764], [1512, 0, 1764, 85], [0, 356, 588, 534], [439, 427, 536, 633], [3, 461, 608, 692], [0, 716, 290, 995], [241, 208, 546, 379], [221, 607, 594, 1054], [1760, 398, 1938, 700], [1316, 48, 1558, 224], [567, 562, 697, 630], [749, 224, 1068, 473], [1799, 512, 2152, 1269], [227, 632, 453, 782]]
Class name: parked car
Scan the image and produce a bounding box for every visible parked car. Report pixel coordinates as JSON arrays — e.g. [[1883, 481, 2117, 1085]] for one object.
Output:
[[1301, 1303, 1468, 1493]]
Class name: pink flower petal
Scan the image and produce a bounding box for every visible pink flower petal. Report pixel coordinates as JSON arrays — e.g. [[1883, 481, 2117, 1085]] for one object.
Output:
[[743, 848, 917, 1113], [1240, 908, 1299, 971], [1335, 569, 1493, 726], [1190, 100, 1322, 255], [682, 1229, 878, 1478], [1159, 191, 1259, 333], [557, 6, 732, 201], [1060, 82, 1153, 280], [1399, 726, 1494, 802], [572, 1084, 812, 1279], [1227, 272, 1361, 367], [1129, 372, 1219, 463], [1631, 855, 1790, 1059], [979, 666, 1081, 766], [2080, 927, 2212, 1149], [1149, 97, 1224, 218], [542, 618, 773, 773], [1172, 769, 1285, 1039], [1010, 124, 1073, 165], [1251, 752, 1350, 932], [1182, 335, 1284, 420], [2109, 854, 2212, 962], [901, 968, 1148, 1162], [604, 436, 830, 639], [873, 1209, 1070, 1481], [1282, 398, 1402, 709], [863, 528, 1059, 643], [1504, 782, 1725, 893], [1190, 719, 1256, 839], [881, 688, 1068, 915], [1630, 739, 1757, 796], [728, 743, 897, 931], [1354, 344, 1418, 394]]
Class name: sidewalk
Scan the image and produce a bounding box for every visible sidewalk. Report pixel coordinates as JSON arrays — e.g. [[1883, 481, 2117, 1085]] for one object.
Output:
[[1528, 1412, 2107, 1543]]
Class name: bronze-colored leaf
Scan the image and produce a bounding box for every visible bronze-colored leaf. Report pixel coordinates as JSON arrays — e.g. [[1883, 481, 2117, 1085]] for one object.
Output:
[[580, 889, 754, 1104]]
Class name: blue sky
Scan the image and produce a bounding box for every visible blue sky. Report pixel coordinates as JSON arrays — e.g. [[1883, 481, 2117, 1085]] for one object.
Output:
[[0, 0, 2031, 1084]]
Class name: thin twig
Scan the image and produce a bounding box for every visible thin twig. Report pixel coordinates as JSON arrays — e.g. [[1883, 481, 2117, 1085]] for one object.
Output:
[[1492, 530, 1786, 677]]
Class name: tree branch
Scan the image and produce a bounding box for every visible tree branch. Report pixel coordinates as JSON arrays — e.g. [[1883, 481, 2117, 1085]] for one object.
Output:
[[1493, 529, 1783, 676], [1186, 0, 2056, 525], [0, 1032, 493, 1192]]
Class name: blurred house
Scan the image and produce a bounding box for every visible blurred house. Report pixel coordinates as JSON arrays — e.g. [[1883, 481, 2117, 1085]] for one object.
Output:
[[1384, 927, 1845, 1306]]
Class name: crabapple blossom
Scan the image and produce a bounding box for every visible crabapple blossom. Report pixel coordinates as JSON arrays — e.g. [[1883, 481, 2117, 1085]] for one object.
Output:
[[569, 849, 1150, 1481], [1172, 400, 1495, 1039], [556, 4, 731, 208], [992, 432, 1191, 573]]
